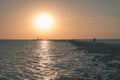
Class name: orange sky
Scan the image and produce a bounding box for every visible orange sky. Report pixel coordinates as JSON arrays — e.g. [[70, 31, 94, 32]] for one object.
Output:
[[0, 0, 120, 39]]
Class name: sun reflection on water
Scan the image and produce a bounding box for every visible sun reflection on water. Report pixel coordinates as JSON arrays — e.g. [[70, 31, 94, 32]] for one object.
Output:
[[37, 40, 57, 80], [41, 40, 49, 50]]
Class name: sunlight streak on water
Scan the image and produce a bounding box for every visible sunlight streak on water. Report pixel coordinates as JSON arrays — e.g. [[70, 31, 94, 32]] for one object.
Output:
[[37, 41, 57, 80], [41, 41, 49, 51]]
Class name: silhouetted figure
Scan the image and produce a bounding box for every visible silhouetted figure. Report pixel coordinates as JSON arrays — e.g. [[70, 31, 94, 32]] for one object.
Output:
[[93, 38, 96, 43]]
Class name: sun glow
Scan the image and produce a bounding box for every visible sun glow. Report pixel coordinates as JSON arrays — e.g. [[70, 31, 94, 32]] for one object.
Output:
[[35, 13, 54, 30]]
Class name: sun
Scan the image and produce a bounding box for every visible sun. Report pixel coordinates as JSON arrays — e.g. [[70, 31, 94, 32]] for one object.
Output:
[[35, 13, 54, 30]]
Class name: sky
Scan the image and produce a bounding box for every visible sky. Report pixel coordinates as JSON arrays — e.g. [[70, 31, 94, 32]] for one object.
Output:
[[0, 0, 120, 39]]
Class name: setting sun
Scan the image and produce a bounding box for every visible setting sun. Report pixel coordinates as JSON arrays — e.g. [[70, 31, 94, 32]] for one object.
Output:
[[35, 13, 54, 30]]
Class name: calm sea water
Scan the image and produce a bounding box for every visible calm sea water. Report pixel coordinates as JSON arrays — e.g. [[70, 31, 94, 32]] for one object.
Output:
[[0, 40, 120, 80], [83, 39, 120, 44]]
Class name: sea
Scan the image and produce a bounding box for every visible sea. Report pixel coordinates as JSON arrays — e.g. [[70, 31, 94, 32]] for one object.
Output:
[[0, 40, 120, 80], [81, 39, 120, 44]]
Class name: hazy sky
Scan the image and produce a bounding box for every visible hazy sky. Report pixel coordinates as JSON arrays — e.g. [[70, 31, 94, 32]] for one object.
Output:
[[0, 0, 120, 39]]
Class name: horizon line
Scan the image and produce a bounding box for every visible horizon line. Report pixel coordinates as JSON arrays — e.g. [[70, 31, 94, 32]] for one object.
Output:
[[0, 38, 120, 40]]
